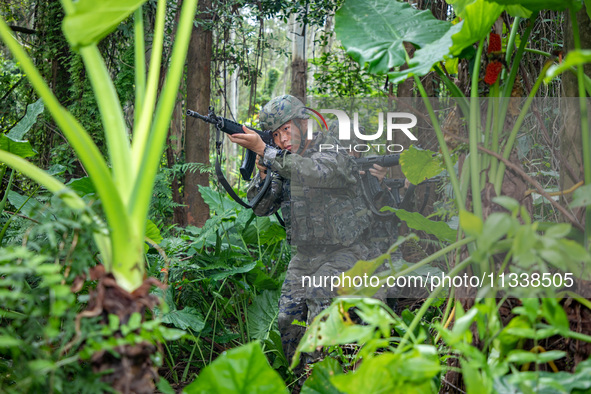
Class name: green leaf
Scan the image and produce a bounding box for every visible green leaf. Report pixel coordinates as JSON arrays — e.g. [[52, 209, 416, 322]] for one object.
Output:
[[199, 185, 241, 213], [0, 134, 36, 158], [448, 0, 504, 56], [208, 261, 257, 281], [505, 4, 533, 17], [247, 290, 280, 341], [546, 50, 591, 83], [144, 219, 163, 252], [541, 298, 569, 332], [506, 350, 566, 364], [240, 215, 286, 245], [293, 298, 395, 368], [489, 0, 582, 12], [330, 346, 440, 393], [335, 0, 461, 83], [7, 191, 48, 219], [569, 183, 591, 208], [183, 342, 288, 394], [66, 177, 96, 196], [459, 210, 483, 237], [492, 196, 520, 213], [478, 213, 513, 250], [301, 358, 344, 394], [0, 335, 23, 348], [7, 98, 44, 140], [154, 287, 205, 332], [381, 207, 456, 243], [162, 307, 205, 331], [400, 146, 445, 185], [156, 378, 176, 394], [62, 0, 148, 48]]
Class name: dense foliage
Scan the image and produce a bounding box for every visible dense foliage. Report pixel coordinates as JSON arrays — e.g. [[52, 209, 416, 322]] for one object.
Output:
[[2, 0, 591, 393]]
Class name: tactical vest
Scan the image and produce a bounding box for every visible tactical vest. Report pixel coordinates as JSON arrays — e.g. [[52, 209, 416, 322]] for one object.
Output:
[[287, 133, 372, 247]]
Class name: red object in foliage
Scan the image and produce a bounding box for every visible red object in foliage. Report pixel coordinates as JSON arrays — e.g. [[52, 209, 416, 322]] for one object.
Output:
[[488, 33, 502, 53], [484, 61, 503, 85]]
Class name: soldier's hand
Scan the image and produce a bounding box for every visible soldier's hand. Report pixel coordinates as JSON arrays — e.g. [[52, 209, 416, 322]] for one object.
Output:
[[227, 125, 267, 156], [256, 155, 267, 180], [368, 164, 387, 182]]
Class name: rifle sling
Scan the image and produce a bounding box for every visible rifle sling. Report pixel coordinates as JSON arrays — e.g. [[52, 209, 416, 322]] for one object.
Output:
[[214, 152, 272, 209]]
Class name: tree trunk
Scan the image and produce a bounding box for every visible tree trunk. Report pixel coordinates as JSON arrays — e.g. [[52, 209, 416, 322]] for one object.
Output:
[[290, 13, 307, 103], [184, 0, 212, 227]]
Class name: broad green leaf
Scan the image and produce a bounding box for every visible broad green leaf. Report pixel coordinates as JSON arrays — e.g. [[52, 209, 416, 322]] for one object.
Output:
[[400, 146, 445, 185], [162, 307, 205, 331], [144, 219, 163, 252], [0, 134, 36, 158], [7, 191, 48, 219], [448, 0, 504, 56], [199, 185, 241, 213], [587, 0, 591, 20], [505, 4, 533, 17], [569, 183, 591, 208], [301, 358, 344, 394], [66, 177, 96, 196], [62, 0, 148, 48], [6, 98, 44, 140], [489, 0, 582, 11], [154, 287, 205, 332], [240, 214, 286, 245], [247, 290, 280, 341], [335, 0, 461, 83], [183, 342, 288, 394], [207, 261, 257, 281], [546, 50, 591, 83], [381, 207, 457, 243]]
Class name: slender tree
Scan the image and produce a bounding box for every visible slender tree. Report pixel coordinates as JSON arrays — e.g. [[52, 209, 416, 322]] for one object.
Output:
[[184, 0, 212, 227]]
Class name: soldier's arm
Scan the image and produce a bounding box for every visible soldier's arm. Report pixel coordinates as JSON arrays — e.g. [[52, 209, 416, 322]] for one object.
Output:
[[247, 171, 284, 217]]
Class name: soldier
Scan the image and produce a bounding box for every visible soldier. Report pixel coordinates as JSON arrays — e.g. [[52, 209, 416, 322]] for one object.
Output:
[[227, 95, 372, 371]]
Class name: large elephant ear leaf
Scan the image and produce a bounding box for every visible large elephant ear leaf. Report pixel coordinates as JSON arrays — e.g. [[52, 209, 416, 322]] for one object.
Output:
[[335, 0, 461, 83], [489, 0, 582, 12], [448, 0, 504, 56], [62, 0, 148, 49]]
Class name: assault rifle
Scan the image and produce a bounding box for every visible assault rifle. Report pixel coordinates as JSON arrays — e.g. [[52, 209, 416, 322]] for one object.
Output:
[[186, 107, 274, 181], [353, 154, 440, 215], [186, 106, 275, 212], [353, 154, 400, 171]]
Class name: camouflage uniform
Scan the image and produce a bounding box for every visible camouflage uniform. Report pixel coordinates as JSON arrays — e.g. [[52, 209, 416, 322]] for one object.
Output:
[[247, 95, 372, 365]]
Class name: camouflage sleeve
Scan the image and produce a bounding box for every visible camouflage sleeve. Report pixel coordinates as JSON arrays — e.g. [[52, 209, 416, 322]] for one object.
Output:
[[262, 145, 357, 188], [246, 171, 284, 217]]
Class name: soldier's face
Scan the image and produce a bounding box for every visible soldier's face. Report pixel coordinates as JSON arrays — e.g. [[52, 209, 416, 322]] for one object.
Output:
[[273, 121, 293, 151]]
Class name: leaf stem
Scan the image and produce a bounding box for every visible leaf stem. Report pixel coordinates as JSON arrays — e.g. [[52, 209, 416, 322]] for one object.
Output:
[[469, 38, 485, 218], [413, 76, 464, 210], [570, 7, 591, 246]]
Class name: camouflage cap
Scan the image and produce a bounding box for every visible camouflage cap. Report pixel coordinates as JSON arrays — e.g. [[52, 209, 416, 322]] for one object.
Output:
[[259, 95, 309, 132]]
